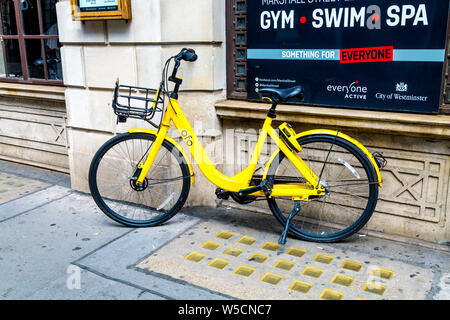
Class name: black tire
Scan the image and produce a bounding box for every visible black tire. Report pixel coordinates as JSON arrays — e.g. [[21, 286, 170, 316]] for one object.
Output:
[[266, 134, 379, 242], [89, 132, 191, 227]]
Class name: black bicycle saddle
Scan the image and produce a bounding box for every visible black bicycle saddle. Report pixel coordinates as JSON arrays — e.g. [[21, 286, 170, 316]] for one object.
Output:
[[259, 85, 304, 102]]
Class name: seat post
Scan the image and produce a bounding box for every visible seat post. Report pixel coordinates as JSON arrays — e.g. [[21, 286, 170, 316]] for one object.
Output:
[[267, 99, 279, 119]]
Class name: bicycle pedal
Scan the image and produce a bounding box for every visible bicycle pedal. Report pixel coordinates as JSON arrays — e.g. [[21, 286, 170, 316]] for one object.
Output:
[[215, 188, 231, 200]]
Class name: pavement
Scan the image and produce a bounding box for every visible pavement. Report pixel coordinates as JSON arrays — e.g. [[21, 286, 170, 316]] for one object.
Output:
[[0, 159, 449, 300]]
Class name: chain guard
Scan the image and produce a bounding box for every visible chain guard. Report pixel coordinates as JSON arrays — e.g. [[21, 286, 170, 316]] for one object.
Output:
[[230, 192, 257, 204]]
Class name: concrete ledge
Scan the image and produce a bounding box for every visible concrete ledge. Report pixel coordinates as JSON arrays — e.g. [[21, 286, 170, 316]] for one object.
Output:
[[0, 83, 66, 102], [215, 99, 450, 139]]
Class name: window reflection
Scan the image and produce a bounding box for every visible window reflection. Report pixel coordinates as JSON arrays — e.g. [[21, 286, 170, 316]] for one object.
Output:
[[44, 38, 61, 80], [41, 0, 58, 35], [25, 39, 44, 79], [0, 45, 4, 76], [3, 39, 23, 78], [21, 0, 39, 35]]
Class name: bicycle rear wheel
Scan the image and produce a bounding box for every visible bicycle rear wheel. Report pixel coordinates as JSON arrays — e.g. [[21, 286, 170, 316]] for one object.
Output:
[[266, 134, 379, 242], [89, 132, 191, 227]]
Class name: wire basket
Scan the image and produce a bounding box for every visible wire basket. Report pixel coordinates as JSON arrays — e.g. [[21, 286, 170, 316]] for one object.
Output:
[[112, 80, 164, 124]]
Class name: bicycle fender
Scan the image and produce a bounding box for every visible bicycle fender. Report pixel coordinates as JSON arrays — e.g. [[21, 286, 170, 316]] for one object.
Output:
[[262, 129, 382, 188], [128, 128, 194, 185]]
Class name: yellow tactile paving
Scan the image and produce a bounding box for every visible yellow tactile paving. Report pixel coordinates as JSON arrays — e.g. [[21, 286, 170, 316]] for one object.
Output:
[[341, 260, 363, 272], [237, 236, 257, 245], [201, 241, 221, 251], [215, 231, 235, 240], [331, 274, 355, 287], [248, 253, 269, 263], [289, 280, 312, 294], [223, 247, 244, 257], [260, 272, 283, 285], [313, 253, 334, 264], [371, 267, 394, 280], [208, 258, 230, 270], [320, 288, 345, 300], [137, 222, 433, 300], [233, 265, 255, 277], [274, 259, 296, 271], [184, 251, 206, 262], [286, 247, 307, 258]]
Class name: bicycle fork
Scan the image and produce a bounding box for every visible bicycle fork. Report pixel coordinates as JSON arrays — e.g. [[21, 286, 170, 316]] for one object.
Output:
[[135, 123, 170, 187]]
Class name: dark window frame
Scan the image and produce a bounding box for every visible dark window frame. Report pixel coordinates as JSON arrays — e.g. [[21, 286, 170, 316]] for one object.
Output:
[[441, 18, 450, 114], [0, 0, 63, 86], [226, 0, 247, 100]]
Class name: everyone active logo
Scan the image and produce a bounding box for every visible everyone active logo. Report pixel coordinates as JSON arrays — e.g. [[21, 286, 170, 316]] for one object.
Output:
[[326, 81, 368, 100]]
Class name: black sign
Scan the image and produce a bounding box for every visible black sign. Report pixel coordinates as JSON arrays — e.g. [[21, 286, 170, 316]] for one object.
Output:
[[247, 0, 450, 113]]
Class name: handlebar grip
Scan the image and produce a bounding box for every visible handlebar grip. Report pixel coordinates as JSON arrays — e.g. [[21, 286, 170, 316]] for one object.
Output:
[[180, 48, 198, 62]]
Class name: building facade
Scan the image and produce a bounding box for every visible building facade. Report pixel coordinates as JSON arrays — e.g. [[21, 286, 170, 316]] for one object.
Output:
[[0, 0, 449, 245]]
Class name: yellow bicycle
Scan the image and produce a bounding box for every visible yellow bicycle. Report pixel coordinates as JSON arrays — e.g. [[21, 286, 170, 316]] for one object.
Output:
[[89, 48, 386, 243]]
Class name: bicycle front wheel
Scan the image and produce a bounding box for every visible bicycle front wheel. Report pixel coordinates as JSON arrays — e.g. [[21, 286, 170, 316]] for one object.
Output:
[[266, 134, 379, 242], [89, 132, 191, 227]]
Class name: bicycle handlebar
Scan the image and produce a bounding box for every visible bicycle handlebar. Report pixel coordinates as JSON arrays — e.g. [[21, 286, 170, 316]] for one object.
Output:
[[166, 48, 198, 99], [175, 48, 198, 62]]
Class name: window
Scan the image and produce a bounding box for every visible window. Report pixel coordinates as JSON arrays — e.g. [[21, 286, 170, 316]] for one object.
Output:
[[0, 0, 62, 84]]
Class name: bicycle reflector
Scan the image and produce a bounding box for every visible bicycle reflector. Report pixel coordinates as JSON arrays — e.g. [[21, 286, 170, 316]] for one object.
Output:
[[277, 123, 302, 153], [372, 152, 387, 170]]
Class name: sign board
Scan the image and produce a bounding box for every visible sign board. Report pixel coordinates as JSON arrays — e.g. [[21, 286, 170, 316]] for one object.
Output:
[[79, 0, 119, 12], [70, 0, 131, 21], [247, 1, 450, 114]]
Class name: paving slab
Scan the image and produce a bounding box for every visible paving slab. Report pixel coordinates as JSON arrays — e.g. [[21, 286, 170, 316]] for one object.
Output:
[[0, 172, 50, 205], [25, 266, 166, 300], [0, 185, 72, 222], [0, 191, 133, 299], [74, 213, 230, 300]]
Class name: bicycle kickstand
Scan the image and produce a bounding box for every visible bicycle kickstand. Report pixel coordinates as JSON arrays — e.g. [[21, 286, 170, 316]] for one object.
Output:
[[278, 200, 301, 245]]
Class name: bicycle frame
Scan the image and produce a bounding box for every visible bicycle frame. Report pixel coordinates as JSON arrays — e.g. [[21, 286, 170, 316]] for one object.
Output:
[[133, 96, 324, 198]]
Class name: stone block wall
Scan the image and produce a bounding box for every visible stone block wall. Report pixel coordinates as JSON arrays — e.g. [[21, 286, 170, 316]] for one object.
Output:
[[57, 0, 449, 244], [217, 114, 450, 244], [0, 86, 68, 172], [57, 0, 226, 206]]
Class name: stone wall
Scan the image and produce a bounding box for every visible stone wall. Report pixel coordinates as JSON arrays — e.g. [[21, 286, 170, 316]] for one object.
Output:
[[215, 101, 450, 244], [0, 84, 68, 172], [57, 0, 449, 244]]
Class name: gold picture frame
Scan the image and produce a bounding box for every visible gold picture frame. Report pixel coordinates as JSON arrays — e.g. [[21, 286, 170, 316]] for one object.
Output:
[[70, 0, 131, 21]]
